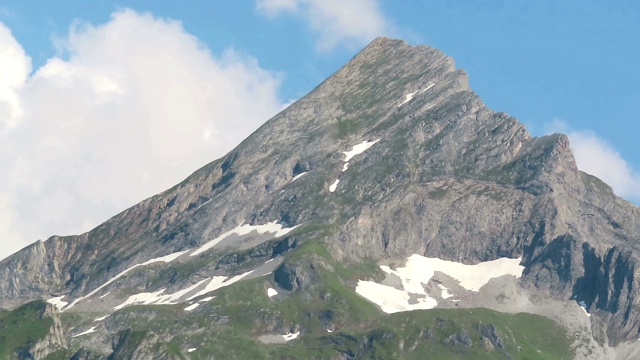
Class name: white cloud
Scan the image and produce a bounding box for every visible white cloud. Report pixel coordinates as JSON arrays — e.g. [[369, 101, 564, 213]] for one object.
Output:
[[0, 10, 285, 260], [256, 0, 393, 51], [0, 23, 30, 129], [546, 120, 640, 202]]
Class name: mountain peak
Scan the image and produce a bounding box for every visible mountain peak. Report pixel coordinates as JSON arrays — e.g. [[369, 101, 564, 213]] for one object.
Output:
[[1, 38, 640, 357]]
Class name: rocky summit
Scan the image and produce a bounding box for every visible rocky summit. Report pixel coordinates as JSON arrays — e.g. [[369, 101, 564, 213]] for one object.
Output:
[[1, 37, 639, 359]]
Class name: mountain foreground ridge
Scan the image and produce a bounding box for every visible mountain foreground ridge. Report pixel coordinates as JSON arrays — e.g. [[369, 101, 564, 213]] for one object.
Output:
[[1, 37, 640, 359]]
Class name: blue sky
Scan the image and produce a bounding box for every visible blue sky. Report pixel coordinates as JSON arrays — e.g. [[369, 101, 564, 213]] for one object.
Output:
[[0, 0, 638, 258]]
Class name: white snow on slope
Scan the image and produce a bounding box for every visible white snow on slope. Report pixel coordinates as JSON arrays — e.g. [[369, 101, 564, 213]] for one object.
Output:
[[398, 91, 417, 107], [329, 179, 340, 192], [113, 289, 168, 310], [578, 300, 591, 317], [267, 288, 278, 297], [356, 280, 437, 314], [195, 199, 212, 211], [111, 279, 209, 311], [187, 271, 254, 300], [291, 172, 308, 182], [94, 315, 109, 322], [191, 222, 298, 257], [46, 296, 68, 310], [438, 284, 452, 299], [184, 303, 200, 311], [410, 256, 525, 292], [64, 250, 189, 310], [199, 296, 215, 302], [356, 254, 524, 314], [343, 140, 381, 163], [187, 348, 197, 353], [398, 84, 435, 107], [339, 139, 380, 173], [112, 271, 253, 311], [420, 83, 435, 93], [160, 278, 209, 303], [282, 331, 300, 341], [62, 221, 295, 311], [73, 327, 97, 338]]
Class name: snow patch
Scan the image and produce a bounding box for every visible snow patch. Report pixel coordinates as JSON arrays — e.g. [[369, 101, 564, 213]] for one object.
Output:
[[194, 199, 212, 211], [398, 91, 418, 107], [112, 278, 211, 311], [343, 140, 380, 162], [199, 296, 215, 302], [390, 254, 524, 292], [99, 292, 110, 299], [73, 327, 97, 338], [187, 271, 254, 300], [46, 296, 68, 310], [420, 83, 435, 93], [291, 172, 308, 182], [399, 84, 435, 107], [329, 179, 339, 192], [184, 303, 200, 311], [113, 289, 168, 310], [339, 139, 380, 173], [142, 251, 188, 264], [94, 315, 109, 322], [437, 284, 453, 299], [282, 331, 300, 341], [161, 278, 209, 303], [356, 254, 524, 313], [187, 348, 197, 353], [578, 300, 591, 317], [267, 288, 278, 298], [64, 250, 188, 310], [191, 222, 298, 256], [327, 329, 333, 333], [356, 280, 437, 314]]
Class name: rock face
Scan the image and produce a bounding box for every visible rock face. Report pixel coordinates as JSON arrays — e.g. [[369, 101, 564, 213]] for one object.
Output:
[[0, 37, 639, 355], [0, 301, 67, 360], [30, 303, 68, 360]]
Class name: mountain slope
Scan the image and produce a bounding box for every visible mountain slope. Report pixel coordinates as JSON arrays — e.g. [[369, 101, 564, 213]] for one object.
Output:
[[0, 37, 639, 359]]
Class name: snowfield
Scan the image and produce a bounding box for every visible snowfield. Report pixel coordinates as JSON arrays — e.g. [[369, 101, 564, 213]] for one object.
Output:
[[356, 254, 524, 314]]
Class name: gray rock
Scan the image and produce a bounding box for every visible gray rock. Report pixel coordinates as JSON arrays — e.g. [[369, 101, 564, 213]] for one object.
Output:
[[443, 330, 473, 347]]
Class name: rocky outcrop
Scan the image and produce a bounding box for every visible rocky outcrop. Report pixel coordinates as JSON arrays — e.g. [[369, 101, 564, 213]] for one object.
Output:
[[2, 302, 68, 360], [108, 329, 182, 360]]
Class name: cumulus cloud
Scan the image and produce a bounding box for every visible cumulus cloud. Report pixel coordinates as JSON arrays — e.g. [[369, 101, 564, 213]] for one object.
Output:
[[0, 10, 285, 260], [0, 23, 30, 129], [256, 0, 393, 51], [546, 120, 640, 202]]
